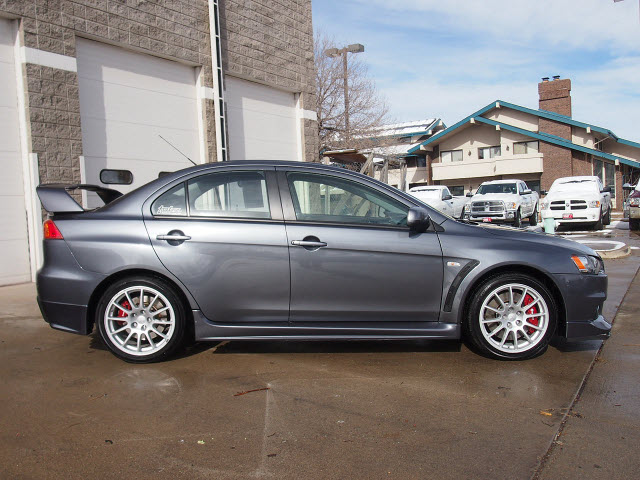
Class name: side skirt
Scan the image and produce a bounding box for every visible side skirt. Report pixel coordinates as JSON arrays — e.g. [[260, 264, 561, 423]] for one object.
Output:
[[193, 310, 461, 341]]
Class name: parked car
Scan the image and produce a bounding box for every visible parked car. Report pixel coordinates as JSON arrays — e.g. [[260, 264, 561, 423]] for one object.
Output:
[[540, 176, 611, 230], [623, 181, 640, 230], [463, 180, 539, 227], [408, 185, 466, 218], [36, 161, 609, 363]]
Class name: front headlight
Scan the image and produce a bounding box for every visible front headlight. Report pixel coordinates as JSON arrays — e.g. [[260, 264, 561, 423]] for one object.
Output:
[[588, 200, 601, 208], [571, 255, 605, 274], [505, 202, 517, 210]]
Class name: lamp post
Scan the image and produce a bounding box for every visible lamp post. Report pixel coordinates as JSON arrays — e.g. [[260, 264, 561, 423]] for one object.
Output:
[[324, 43, 365, 143]]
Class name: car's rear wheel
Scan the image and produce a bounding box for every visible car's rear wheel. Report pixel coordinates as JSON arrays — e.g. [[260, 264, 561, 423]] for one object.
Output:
[[464, 274, 557, 360], [96, 276, 187, 363], [528, 204, 538, 226]]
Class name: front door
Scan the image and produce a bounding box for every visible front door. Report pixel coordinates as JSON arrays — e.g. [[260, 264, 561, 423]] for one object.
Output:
[[278, 169, 444, 324], [143, 169, 290, 324]]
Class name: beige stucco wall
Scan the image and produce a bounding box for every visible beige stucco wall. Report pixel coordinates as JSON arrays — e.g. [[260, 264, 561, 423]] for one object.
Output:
[[485, 108, 539, 131]]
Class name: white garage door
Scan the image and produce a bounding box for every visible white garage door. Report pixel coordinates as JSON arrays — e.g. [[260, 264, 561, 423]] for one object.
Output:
[[225, 77, 300, 161], [0, 19, 30, 286], [76, 39, 201, 206]]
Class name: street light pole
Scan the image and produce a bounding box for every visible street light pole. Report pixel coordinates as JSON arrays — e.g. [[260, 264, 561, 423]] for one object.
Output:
[[342, 50, 350, 142], [324, 43, 365, 144]]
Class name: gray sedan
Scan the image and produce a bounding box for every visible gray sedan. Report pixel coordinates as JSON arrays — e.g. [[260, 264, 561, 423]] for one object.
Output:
[[36, 161, 610, 362]]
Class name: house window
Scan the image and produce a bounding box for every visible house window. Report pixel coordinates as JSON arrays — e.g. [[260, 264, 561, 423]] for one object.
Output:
[[478, 146, 501, 159], [449, 186, 464, 196], [442, 149, 463, 162], [593, 158, 616, 198], [416, 157, 427, 168], [513, 141, 539, 155]]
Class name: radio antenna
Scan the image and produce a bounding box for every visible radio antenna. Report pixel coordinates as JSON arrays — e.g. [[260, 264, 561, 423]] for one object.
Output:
[[158, 135, 197, 166]]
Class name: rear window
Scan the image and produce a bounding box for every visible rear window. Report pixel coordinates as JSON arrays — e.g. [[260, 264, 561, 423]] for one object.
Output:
[[151, 183, 187, 216]]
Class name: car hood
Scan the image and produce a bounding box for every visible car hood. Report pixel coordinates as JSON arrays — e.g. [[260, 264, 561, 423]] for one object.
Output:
[[476, 222, 598, 256], [544, 190, 598, 203], [470, 193, 519, 202]]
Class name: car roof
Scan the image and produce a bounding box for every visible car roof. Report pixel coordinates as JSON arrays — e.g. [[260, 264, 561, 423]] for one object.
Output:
[[553, 175, 599, 183], [479, 180, 520, 185]]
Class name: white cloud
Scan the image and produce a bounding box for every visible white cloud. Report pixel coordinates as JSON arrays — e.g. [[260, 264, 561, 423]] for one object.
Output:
[[354, 0, 640, 54]]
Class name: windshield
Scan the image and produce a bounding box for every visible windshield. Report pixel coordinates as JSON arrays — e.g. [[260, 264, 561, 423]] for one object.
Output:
[[476, 183, 517, 195], [550, 179, 598, 193], [410, 189, 441, 199]]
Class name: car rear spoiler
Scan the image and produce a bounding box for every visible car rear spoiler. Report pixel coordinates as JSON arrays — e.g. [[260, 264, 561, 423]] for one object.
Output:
[[36, 184, 123, 213]]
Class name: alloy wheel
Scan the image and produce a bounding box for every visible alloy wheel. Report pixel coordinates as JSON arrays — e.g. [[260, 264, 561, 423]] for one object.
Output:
[[103, 286, 176, 357], [478, 282, 549, 353]]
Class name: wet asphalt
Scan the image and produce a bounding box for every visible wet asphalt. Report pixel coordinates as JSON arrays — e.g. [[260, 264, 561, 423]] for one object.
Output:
[[1, 220, 639, 480]]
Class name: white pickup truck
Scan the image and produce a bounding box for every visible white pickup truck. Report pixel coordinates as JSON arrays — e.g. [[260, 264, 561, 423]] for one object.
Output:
[[540, 176, 612, 230], [408, 185, 466, 218], [463, 179, 539, 227]]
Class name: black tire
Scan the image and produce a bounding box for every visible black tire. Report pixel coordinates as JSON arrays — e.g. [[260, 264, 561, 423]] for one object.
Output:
[[604, 208, 611, 226], [463, 273, 557, 360], [630, 218, 640, 231], [594, 208, 604, 231], [96, 276, 188, 363], [513, 209, 522, 228], [528, 204, 538, 226]]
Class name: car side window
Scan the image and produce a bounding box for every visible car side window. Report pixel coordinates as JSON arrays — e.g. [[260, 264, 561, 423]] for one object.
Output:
[[442, 187, 451, 199], [152, 183, 187, 216], [286, 172, 409, 226], [187, 171, 271, 219]]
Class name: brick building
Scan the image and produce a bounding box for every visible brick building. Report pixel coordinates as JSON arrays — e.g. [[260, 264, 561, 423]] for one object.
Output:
[[0, 0, 318, 286], [407, 77, 640, 205]]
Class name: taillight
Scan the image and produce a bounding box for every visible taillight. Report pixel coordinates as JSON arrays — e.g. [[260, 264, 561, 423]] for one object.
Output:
[[43, 219, 64, 239]]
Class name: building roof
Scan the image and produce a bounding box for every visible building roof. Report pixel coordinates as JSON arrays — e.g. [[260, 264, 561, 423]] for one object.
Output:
[[407, 100, 640, 168], [371, 118, 443, 139]]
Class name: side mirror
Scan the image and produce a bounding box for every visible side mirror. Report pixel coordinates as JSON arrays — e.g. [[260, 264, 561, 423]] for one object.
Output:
[[407, 207, 431, 233], [466, 192, 474, 197], [442, 194, 453, 201], [623, 183, 634, 191], [540, 190, 547, 196], [521, 189, 532, 195], [602, 186, 612, 193]]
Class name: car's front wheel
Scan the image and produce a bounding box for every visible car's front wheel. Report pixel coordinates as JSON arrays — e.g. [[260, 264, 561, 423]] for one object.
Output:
[[513, 209, 522, 228], [594, 208, 604, 231], [528, 204, 538, 226], [464, 274, 557, 360], [96, 276, 188, 363]]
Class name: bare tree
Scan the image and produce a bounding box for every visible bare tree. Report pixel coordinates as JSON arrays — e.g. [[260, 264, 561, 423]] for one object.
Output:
[[315, 31, 392, 156]]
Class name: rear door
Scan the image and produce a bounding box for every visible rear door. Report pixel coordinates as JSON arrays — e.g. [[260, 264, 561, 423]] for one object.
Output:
[[278, 167, 444, 324], [143, 168, 290, 324]]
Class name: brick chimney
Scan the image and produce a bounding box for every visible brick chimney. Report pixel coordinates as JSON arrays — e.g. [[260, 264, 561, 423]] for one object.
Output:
[[538, 76, 574, 191], [538, 76, 571, 117]]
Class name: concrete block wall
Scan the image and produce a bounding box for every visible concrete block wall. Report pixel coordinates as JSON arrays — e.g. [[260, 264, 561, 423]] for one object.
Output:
[[1, 0, 318, 191]]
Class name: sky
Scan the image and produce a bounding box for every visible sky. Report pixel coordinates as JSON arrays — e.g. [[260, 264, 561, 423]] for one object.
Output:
[[312, 0, 640, 140]]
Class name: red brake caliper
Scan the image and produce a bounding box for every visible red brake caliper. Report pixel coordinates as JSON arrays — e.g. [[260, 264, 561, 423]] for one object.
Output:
[[116, 299, 131, 327], [523, 294, 538, 334]]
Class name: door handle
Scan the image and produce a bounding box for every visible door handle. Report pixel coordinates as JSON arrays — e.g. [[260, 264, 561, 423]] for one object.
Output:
[[157, 234, 191, 241], [291, 240, 327, 248]]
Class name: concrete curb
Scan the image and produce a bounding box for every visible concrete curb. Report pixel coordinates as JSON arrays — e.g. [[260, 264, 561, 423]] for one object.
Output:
[[573, 239, 632, 259], [599, 245, 632, 259]]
